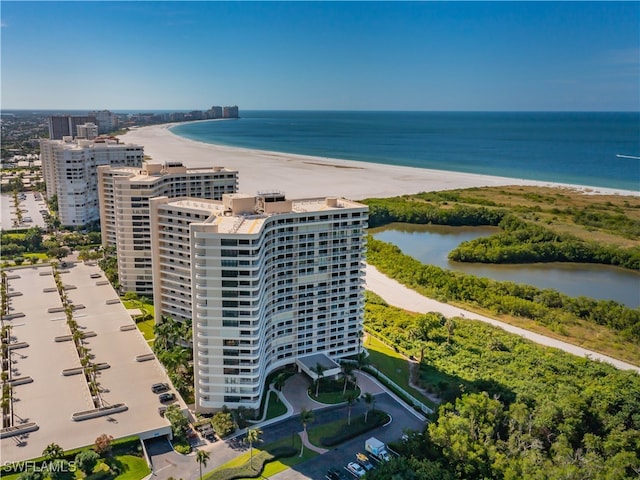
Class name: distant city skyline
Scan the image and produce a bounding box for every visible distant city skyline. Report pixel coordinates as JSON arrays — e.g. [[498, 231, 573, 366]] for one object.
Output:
[[1, 1, 638, 111]]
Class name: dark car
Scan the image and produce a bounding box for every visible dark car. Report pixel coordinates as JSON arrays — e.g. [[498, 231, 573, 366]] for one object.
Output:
[[151, 382, 169, 393], [158, 392, 176, 403], [327, 468, 348, 480]]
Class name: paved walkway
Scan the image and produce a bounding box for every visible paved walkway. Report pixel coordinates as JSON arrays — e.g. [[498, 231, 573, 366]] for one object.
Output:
[[298, 430, 327, 454], [365, 264, 640, 373]]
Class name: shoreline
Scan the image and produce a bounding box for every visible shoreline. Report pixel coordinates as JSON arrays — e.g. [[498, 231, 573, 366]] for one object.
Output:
[[121, 123, 639, 200]]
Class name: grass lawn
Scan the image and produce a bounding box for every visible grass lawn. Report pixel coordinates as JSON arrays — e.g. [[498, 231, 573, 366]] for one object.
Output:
[[204, 435, 316, 480], [313, 386, 361, 404], [135, 319, 155, 343], [306, 411, 387, 449], [122, 300, 155, 343], [364, 334, 436, 408], [266, 391, 288, 419], [112, 455, 151, 480], [1, 437, 147, 480], [1, 455, 149, 480]]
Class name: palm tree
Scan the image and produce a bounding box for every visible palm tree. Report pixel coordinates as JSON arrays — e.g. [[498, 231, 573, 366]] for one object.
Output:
[[345, 390, 359, 426], [356, 351, 369, 370], [274, 372, 288, 393], [445, 317, 456, 344], [195, 449, 209, 480], [245, 428, 263, 469], [312, 363, 325, 397], [341, 362, 355, 395], [409, 314, 439, 364], [299, 408, 314, 457], [362, 392, 375, 423], [42, 442, 64, 461]]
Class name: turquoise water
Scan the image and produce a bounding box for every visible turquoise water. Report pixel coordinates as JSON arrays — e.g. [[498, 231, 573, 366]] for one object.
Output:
[[171, 111, 640, 192]]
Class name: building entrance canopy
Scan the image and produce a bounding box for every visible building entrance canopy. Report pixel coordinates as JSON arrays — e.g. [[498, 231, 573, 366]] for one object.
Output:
[[296, 353, 342, 380]]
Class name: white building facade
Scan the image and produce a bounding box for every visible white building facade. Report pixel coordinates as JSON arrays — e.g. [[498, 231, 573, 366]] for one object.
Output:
[[98, 162, 238, 295], [149, 193, 368, 412], [40, 137, 143, 226]]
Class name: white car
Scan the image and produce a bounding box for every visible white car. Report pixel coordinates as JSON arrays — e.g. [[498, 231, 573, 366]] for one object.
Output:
[[346, 462, 366, 478]]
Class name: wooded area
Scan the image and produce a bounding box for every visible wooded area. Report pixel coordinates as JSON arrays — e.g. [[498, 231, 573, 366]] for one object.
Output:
[[364, 293, 640, 479], [363, 186, 640, 364]]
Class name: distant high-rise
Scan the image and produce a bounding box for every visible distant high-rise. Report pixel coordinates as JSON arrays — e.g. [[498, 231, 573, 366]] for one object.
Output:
[[149, 193, 368, 412], [75, 122, 99, 140], [47, 115, 97, 140], [209, 106, 223, 118], [98, 162, 239, 295], [223, 106, 239, 118], [89, 110, 119, 134], [40, 137, 143, 226]]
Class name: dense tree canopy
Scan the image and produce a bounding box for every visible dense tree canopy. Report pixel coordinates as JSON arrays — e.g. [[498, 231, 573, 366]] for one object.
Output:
[[364, 294, 640, 479], [449, 214, 640, 270]]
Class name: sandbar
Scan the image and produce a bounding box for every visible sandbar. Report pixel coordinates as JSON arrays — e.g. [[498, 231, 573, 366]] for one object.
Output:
[[121, 123, 638, 199]]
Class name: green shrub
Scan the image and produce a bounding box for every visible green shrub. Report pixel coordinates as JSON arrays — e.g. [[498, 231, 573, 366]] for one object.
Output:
[[211, 411, 236, 438], [174, 444, 191, 455]]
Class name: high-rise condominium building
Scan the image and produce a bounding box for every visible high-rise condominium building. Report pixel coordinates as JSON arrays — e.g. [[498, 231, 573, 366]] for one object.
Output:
[[149, 193, 368, 412], [40, 136, 143, 226], [97, 162, 239, 295], [89, 110, 119, 134], [222, 106, 239, 118], [48, 115, 97, 140], [76, 122, 99, 140]]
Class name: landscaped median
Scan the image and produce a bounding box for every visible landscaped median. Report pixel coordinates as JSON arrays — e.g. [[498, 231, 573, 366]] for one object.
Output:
[[307, 410, 390, 448]]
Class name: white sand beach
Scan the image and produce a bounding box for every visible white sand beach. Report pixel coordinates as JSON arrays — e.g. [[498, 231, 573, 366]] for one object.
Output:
[[121, 123, 638, 199]]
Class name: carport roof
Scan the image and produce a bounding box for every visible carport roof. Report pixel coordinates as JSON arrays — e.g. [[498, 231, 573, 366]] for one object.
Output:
[[0, 262, 175, 464]]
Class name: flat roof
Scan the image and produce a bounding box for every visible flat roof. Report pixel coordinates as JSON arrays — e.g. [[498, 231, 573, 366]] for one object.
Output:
[[0, 262, 176, 463], [164, 196, 367, 235], [106, 165, 237, 183], [296, 353, 342, 379]]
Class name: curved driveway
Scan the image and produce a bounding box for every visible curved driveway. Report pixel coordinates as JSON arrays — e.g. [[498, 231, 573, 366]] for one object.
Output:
[[365, 264, 640, 373], [147, 371, 425, 480]]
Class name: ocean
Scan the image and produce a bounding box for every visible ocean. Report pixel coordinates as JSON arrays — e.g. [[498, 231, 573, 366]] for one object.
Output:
[[171, 111, 640, 192]]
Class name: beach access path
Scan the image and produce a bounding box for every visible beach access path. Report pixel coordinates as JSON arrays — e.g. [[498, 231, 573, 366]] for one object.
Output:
[[364, 264, 640, 373], [120, 124, 638, 201]]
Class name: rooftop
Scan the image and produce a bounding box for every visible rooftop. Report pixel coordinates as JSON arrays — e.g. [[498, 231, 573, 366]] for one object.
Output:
[[0, 262, 177, 463], [162, 195, 366, 235]]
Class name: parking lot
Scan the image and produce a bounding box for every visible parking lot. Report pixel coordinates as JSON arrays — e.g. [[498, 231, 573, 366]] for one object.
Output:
[[270, 391, 425, 480], [0, 262, 176, 463], [0, 191, 48, 231]]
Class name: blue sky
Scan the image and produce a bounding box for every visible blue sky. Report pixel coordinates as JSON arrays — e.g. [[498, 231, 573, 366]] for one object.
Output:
[[1, 1, 638, 111]]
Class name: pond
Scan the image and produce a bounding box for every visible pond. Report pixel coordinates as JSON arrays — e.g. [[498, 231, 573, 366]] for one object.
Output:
[[371, 223, 640, 308]]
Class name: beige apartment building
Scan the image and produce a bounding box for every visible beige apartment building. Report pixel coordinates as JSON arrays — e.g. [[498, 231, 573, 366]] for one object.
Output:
[[149, 193, 368, 412], [98, 162, 238, 295], [40, 136, 144, 226]]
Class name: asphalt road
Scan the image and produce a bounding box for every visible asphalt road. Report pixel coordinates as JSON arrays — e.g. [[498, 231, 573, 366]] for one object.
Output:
[[269, 393, 425, 480]]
